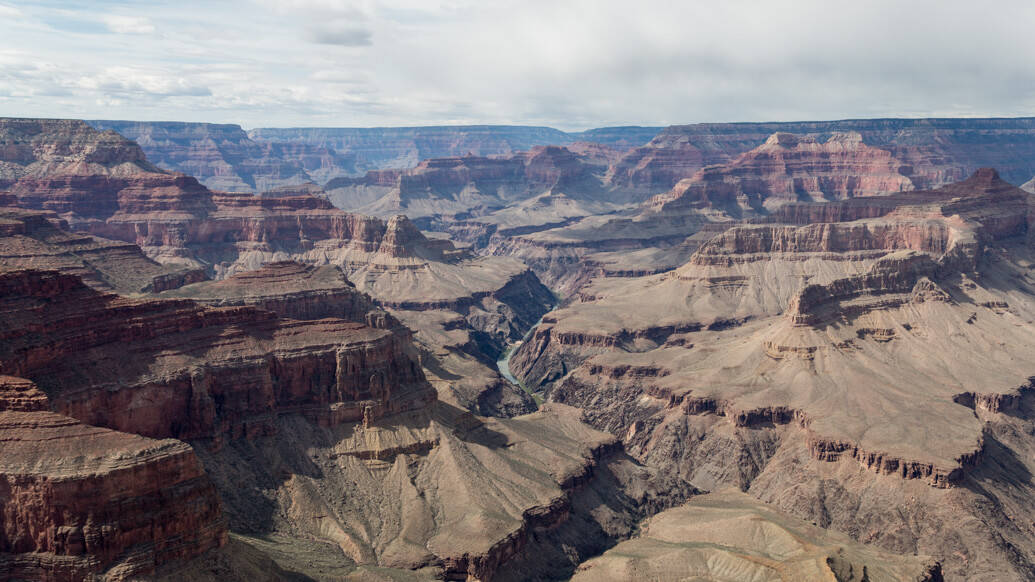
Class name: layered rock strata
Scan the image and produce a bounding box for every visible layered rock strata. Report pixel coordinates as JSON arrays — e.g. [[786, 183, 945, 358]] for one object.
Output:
[[612, 116, 1035, 192], [0, 376, 227, 581], [1, 118, 556, 415], [88, 120, 357, 191], [492, 131, 917, 292], [0, 206, 205, 294], [0, 268, 435, 441], [510, 169, 1035, 579], [325, 145, 632, 223]]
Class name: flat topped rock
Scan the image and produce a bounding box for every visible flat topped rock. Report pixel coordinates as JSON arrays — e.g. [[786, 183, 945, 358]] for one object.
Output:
[[0, 409, 193, 478], [162, 262, 351, 299]]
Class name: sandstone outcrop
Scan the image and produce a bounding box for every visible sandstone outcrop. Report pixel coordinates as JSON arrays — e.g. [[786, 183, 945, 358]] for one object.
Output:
[[0, 268, 435, 441], [0, 206, 205, 294], [158, 261, 398, 329], [645, 132, 915, 215]]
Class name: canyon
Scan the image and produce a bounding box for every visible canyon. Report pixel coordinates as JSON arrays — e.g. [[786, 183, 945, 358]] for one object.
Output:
[[5, 114, 1035, 581], [89, 121, 662, 192]]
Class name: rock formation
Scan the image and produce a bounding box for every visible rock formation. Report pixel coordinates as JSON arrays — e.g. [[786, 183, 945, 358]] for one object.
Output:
[[87, 121, 661, 191], [572, 490, 943, 582], [509, 168, 1035, 579], [612, 117, 1035, 193], [324, 145, 631, 221], [14, 113, 1035, 581], [1, 118, 557, 415], [491, 131, 918, 294], [0, 268, 436, 440], [0, 376, 227, 581], [0, 265, 691, 581], [0, 206, 205, 294], [88, 120, 357, 192]]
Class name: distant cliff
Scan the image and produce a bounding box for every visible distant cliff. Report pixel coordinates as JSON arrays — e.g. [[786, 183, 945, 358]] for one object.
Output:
[[88, 121, 662, 191]]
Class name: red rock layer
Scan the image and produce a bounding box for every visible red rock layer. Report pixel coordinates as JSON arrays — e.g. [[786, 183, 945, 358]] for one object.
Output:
[[0, 207, 206, 294], [159, 261, 401, 329], [0, 377, 227, 581], [611, 117, 1035, 193], [645, 132, 915, 215], [0, 269, 436, 442], [1, 118, 462, 266]]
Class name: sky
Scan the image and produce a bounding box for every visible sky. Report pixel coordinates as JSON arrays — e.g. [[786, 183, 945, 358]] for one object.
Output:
[[1, 0, 1034, 130]]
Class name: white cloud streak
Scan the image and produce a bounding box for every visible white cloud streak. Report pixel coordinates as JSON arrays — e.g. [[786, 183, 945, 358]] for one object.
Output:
[[103, 15, 156, 35]]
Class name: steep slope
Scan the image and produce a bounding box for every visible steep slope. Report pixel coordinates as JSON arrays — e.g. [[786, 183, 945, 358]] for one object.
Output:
[[0, 376, 227, 582], [510, 169, 1035, 580]]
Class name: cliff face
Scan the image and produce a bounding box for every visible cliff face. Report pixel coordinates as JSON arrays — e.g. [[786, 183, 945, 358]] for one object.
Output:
[[0, 374, 228, 581], [510, 169, 1035, 579], [614, 117, 1035, 192], [2, 119, 557, 417], [88, 120, 357, 192], [158, 261, 400, 329], [0, 268, 435, 441], [646, 132, 915, 215], [0, 266, 682, 582]]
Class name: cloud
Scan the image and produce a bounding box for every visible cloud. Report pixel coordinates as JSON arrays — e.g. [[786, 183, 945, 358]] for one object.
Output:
[[304, 21, 371, 46], [1, 0, 1034, 128], [0, 3, 22, 18], [78, 67, 211, 97], [103, 15, 156, 35]]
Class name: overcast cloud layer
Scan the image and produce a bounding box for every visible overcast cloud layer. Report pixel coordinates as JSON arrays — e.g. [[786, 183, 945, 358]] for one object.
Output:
[[1, 0, 1033, 130]]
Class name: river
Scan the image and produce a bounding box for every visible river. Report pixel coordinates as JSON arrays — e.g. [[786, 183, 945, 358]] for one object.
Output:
[[496, 310, 552, 404]]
